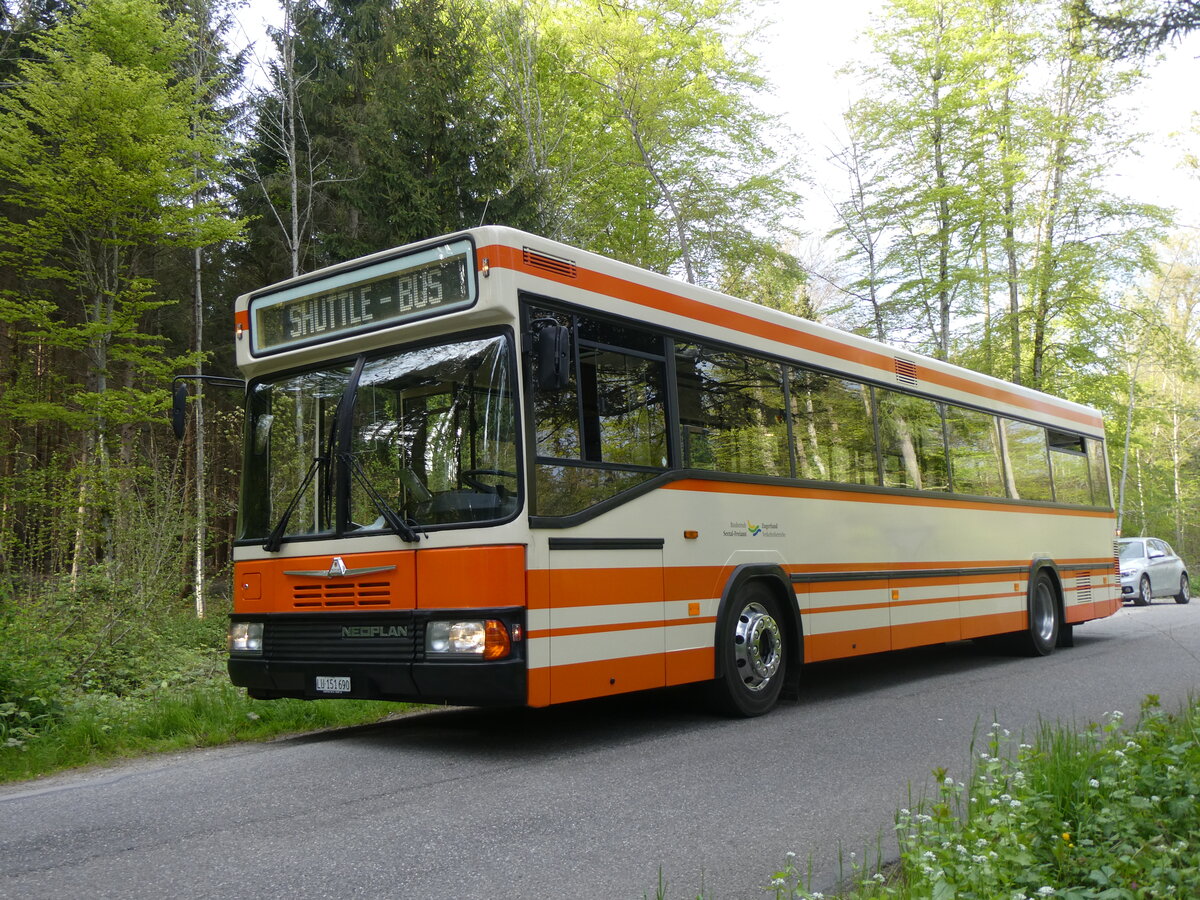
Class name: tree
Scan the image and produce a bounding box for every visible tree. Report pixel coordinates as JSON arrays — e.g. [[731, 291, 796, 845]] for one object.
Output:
[[831, 0, 1167, 389], [528, 0, 801, 289], [238, 0, 546, 281], [0, 0, 241, 581], [1076, 0, 1200, 57]]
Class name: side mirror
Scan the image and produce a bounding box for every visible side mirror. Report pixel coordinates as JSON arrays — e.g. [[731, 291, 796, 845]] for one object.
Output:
[[171, 383, 188, 440], [534, 322, 571, 391]]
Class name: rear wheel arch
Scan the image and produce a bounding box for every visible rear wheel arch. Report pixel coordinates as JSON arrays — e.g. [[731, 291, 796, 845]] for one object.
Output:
[[709, 565, 802, 715]]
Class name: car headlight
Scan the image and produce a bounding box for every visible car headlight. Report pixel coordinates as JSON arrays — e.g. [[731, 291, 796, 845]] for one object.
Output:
[[426, 620, 511, 660], [229, 621, 263, 654]]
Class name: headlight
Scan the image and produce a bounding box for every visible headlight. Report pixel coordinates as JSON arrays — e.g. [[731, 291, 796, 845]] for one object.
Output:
[[229, 621, 263, 653], [426, 620, 511, 660]]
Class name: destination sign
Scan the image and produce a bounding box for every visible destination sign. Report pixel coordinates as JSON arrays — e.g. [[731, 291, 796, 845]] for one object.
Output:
[[250, 240, 475, 354]]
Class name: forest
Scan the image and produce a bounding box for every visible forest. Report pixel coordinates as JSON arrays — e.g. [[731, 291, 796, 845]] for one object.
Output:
[[0, 0, 1197, 751]]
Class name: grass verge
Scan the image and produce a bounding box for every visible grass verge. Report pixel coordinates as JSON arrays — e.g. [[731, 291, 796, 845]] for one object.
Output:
[[767, 694, 1199, 900], [0, 682, 404, 784]]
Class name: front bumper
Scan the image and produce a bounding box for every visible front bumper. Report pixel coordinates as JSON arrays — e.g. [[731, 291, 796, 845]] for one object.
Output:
[[227, 609, 526, 706]]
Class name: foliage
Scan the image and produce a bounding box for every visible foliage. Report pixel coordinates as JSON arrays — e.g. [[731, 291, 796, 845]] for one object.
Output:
[[767, 695, 1200, 899], [0, 586, 402, 779], [528, 0, 802, 289], [833, 0, 1168, 385], [1077, 0, 1200, 57], [237, 0, 546, 283]]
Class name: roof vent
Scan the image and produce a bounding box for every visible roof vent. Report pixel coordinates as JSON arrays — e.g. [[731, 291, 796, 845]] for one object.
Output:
[[523, 247, 577, 279], [894, 358, 918, 387]]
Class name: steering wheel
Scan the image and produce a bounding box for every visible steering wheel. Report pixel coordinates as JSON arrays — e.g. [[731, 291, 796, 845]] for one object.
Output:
[[461, 468, 518, 494]]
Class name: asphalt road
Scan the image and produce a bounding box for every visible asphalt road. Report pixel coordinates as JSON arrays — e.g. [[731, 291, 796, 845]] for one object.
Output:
[[2, 601, 1197, 900]]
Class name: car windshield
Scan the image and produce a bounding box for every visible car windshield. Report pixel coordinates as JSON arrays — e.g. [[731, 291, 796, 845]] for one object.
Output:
[[239, 333, 518, 543], [1119, 540, 1146, 561]]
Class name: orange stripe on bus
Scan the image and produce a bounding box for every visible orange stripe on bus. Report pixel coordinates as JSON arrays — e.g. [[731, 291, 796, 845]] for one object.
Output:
[[666, 646, 715, 686], [543, 567, 666, 608], [528, 616, 718, 640], [662, 478, 1115, 518], [788, 558, 1110, 574], [478, 244, 1103, 430], [543, 653, 666, 705], [804, 590, 1023, 617], [892, 618, 962, 649]]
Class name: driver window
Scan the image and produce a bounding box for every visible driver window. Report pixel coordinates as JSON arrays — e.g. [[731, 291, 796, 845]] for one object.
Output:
[[529, 304, 667, 517]]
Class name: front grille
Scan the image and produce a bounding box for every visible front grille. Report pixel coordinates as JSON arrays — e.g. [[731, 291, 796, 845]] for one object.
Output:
[[292, 580, 394, 610], [265, 614, 418, 663]]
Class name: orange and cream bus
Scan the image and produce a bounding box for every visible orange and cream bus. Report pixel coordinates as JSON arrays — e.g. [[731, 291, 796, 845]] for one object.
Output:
[[224, 226, 1119, 717]]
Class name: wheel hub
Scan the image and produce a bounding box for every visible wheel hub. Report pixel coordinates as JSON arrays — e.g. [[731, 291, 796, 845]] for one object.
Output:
[[733, 602, 782, 692]]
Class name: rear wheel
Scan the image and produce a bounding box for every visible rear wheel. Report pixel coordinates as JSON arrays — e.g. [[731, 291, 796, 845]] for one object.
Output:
[[1175, 574, 1191, 605], [1017, 572, 1060, 657], [1134, 576, 1151, 607], [709, 582, 787, 717]]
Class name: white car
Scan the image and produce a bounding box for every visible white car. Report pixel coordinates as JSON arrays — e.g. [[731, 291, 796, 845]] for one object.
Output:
[[1118, 537, 1190, 606]]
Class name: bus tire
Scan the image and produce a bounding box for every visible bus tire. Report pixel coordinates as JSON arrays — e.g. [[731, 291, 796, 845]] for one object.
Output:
[[1019, 571, 1060, 657], [709, 581, 786, 717]]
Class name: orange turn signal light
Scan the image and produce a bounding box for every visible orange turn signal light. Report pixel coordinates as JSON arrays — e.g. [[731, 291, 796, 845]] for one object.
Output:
[[483, 619, 511, 660]]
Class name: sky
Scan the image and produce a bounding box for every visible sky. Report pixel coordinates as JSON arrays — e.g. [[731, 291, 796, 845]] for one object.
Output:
[[228, 0, 1200, 234]]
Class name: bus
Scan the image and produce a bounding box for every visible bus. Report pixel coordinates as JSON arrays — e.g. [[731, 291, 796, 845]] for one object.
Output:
[[222, 226, 1120, 717]]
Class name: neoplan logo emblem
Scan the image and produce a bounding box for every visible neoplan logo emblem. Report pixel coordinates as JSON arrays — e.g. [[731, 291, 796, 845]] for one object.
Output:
[[341, 625, 409, 639]]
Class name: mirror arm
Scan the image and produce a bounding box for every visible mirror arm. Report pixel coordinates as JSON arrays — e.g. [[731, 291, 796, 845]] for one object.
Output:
[[170, 374, 245, 440]]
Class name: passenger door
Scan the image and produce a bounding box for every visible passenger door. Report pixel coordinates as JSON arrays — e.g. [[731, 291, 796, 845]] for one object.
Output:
[[547, 539, 666, 704]]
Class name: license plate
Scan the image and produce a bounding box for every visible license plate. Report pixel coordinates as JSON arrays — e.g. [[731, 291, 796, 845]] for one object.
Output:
[[315, 676, 351, 694]]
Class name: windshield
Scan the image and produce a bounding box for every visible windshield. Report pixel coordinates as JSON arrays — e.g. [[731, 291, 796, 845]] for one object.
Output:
[[1119, 540, 1145, 561], [239, 333, 518, 544]]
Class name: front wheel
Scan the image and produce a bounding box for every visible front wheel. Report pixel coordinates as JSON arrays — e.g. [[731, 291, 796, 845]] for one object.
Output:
[[1134, 576, 1152, 607], [708, 582, 787, 717], [1175, 574, 1191, 605], [1017, 572, 1060, 657]]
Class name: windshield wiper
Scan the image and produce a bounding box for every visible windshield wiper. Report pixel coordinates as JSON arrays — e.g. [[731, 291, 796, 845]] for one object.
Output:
[[262, 455, 325, 553], [340, 451, 421, 543], [263, 389, 345, 553]]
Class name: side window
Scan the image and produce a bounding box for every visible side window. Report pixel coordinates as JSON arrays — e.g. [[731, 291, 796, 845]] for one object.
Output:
[[1086, 438, 1110, 508], [945, 406, 1005, 497], [1000, 419, 1052, 501], [675, 344, 789, 477], [789, 368, 878, 485], [528, 305, 667, 517], [1047, 429, 1091, 505], [577, 344, 668, 468], [876, 388, 949, 491]]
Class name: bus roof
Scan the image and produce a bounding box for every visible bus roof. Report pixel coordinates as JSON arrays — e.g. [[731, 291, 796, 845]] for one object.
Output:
[[234, 225, 1105, 437]]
